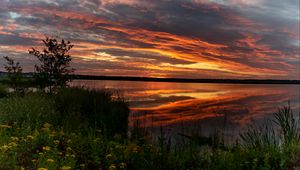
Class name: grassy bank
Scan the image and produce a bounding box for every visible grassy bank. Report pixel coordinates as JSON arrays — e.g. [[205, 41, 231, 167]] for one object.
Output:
[[0, 86, 299, 170]]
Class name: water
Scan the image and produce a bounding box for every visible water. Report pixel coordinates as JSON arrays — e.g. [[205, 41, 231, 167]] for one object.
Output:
[[72, 80, 300, 139]]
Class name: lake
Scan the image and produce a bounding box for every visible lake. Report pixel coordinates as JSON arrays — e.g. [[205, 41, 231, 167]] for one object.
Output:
[[72, 80, 300, 139]]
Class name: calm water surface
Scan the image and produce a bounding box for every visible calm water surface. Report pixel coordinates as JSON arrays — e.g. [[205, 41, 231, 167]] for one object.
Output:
[[72, 80, 300, 137]]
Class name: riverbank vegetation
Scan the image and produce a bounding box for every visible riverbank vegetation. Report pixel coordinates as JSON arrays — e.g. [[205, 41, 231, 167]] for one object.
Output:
[[0, 86, 299, 169]]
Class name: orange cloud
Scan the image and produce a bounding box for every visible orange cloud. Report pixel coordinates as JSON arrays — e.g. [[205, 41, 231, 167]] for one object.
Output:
[[0, 26, 13, 35]]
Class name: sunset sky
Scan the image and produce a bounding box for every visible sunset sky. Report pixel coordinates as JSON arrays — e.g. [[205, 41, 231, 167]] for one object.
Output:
[[0, 0, 299, 79]]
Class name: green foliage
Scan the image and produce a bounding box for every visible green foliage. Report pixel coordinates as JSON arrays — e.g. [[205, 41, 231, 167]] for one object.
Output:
[[0, 93, 58, 129], [29, 37, 74, 93], [54, 87, 129, 138], [0, 84, 8, 98], [0, 123, 77, 169]]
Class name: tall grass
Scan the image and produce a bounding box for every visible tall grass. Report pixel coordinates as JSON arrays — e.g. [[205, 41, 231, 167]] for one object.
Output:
[[0, 92, 58, 128], [54, 87, 129, 138], [273, 103, 300, 144], [240, 122, 278, 150], [241, 103, 300, 148], [0, 84, 8, 98]]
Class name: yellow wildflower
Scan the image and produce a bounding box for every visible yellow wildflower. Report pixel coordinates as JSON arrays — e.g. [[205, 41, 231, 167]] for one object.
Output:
[[60, 166, 71, 170], [42, 127, 50, 132], [93, 138, 101, 142], [8, 142, 18, 147], [38, 168, 48, 170], [108, 164, 117, 170], [47, 158, 55, 163], [41, 123, 52, 132], [10, 136, 19, 141], [1, 144, 8, 151], [43, 122, 52, 128], [0, 124, 12, 128], [42, 128, 50, 132], [120, 163, 127, 169], [53, 140, 60, 145], [105, 154, 113, 160], [42, 146, 51, 151], [0, 146, 8, 152], [21, 167, 25, 170], [59, 130, 65, 135], [132, 146, 140, 153], [27, 135, 34, 140]]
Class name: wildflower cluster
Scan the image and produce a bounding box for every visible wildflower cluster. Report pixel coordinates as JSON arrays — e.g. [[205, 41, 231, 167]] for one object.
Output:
[[0, 122, 76, 169]]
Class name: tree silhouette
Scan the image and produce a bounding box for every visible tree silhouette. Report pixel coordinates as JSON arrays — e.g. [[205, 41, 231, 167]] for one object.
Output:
[[29, 37, 74, 93], [3, 56, 23, 91]]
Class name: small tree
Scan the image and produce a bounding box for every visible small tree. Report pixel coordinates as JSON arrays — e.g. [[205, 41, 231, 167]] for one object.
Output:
[[3, 56, 23, 91], [29, 37, 74, 92]]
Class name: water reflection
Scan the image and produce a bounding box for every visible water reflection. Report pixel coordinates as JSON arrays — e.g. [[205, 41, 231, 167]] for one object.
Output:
[[72, 80, 300, 136]]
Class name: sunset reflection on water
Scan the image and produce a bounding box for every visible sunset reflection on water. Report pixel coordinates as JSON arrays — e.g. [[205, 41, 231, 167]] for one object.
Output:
[[72, 80, 300, 136]]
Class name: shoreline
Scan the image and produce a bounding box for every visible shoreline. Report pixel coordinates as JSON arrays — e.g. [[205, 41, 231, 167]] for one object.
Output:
[[70, 75, 300, 85], [1, 73, 299, 85]]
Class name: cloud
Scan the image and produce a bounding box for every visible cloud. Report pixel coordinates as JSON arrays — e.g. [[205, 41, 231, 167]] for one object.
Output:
[[0, 0, 298, 79]]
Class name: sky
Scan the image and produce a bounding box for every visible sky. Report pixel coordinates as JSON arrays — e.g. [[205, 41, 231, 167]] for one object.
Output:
[[0, 0, 299, 79]]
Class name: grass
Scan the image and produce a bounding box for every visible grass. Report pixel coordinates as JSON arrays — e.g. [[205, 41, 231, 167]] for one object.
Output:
[[0, 84, 8, 98], [0, 85, 299, 169]]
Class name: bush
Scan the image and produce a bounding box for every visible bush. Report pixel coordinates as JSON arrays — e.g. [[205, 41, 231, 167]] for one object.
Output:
[[54, 87, 129, 138]]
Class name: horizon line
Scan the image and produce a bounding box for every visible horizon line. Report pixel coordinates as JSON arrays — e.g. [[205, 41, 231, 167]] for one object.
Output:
[[0, 72, 299, 84], [70, 74, 300, 84]]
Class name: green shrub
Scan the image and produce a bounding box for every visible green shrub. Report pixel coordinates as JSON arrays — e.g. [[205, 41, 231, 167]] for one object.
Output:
[[54, 87, 129, 138]]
